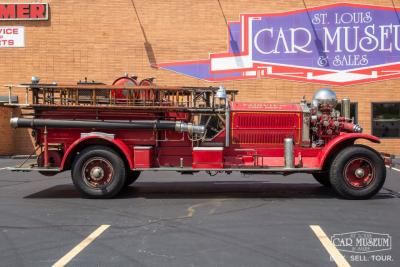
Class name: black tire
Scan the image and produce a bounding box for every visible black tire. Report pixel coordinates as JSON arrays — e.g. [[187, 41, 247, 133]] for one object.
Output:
[[329, 145, 386, 199], [71, 146, 127, 198], [312, 172, 331, 187], [125, 171, 141, 186]]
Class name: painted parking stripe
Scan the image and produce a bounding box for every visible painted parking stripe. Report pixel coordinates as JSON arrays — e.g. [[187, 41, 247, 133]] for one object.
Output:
[[310, 225, 350, 267], [0, 166, 16, 170], [386, 166, 400, 172], [52, 224, 110, 267]]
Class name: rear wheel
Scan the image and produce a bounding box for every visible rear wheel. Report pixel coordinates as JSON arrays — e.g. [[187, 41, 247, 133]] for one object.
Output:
[[329, 145, 386, 199], [71, 146, 127, 198], [312, 172, 331, 187]]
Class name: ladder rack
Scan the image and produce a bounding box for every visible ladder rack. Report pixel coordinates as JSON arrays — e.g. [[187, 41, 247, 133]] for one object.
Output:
[[4, 83, 238, 113]]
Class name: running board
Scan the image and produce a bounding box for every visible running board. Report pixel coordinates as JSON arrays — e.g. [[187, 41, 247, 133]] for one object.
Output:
[[5, 166, 320, 174], [134, 167, 321, 173]]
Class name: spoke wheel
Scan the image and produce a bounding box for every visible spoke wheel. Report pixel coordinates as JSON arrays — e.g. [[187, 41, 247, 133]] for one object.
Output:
[[72, 146, 126, 198], [343, 157, 375, 189], [329, 145, 386, 199], [82, 157, 114, 189]]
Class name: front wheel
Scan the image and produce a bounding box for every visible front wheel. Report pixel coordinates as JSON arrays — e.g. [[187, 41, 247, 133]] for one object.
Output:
[[329, 145, 386, 199], [71, 146, 127, 198]]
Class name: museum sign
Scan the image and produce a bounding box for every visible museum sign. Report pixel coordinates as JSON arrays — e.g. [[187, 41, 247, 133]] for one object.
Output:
[[158, 3, 400, 85]]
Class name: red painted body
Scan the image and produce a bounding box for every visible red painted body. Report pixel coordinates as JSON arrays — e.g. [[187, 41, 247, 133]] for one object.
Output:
[[193, 148, 224, 169], [133, 146, 153, 168], [60, 135, 134, 170], [33, 99, 380, 173], [318, 133, 380, 167]]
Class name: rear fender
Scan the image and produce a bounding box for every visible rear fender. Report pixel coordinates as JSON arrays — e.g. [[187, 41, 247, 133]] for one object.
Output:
[[318, 133, 380, 169], [60, 135, 134, 171]]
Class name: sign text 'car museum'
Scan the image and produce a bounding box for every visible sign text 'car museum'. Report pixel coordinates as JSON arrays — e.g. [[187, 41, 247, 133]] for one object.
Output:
[[157, 3, 400, 85], [0, 3, 48, 20]]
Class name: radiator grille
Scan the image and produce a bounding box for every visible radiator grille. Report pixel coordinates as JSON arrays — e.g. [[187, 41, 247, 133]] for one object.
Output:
[[232, 112, 301, 144]]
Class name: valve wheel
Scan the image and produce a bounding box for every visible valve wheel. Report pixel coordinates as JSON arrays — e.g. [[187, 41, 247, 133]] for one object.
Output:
[[82, 157, 114, 188], [343, 157, 375, 189]]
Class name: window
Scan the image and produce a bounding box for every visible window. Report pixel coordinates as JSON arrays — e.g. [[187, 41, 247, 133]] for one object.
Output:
[[336, 102, 358, 124], [372, 102, 400, 138]]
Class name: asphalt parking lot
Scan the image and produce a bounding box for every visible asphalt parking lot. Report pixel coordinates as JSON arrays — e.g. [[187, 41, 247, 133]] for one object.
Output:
[[0, 158, 399, 267]]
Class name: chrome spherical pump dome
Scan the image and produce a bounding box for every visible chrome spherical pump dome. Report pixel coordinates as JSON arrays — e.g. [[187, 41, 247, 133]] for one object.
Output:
[[312, 88, 338, 109]]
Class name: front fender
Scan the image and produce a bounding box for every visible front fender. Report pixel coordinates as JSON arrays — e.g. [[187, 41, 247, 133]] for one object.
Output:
[[318, 133, 380, 168], [60, 136, 134, 171]]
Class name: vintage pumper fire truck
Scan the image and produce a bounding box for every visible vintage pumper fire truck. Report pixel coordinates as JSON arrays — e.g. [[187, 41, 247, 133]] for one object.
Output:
[[7, 75, 388, 199]]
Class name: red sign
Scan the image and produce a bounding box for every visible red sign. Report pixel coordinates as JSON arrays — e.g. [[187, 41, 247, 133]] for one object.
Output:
[[0, 3, 48, 20]]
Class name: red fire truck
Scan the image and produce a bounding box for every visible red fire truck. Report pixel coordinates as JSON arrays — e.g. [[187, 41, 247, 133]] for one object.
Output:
[[7, 76, 389, 199]]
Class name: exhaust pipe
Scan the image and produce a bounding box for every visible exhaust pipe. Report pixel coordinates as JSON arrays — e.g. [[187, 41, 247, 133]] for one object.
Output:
[[10, 118, 205, 135]]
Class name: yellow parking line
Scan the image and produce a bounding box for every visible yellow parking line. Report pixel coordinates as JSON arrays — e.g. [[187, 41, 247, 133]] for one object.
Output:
[[310, 225, 351, 267], [52, 224, 110, 267], [183, 199, 227, 218]]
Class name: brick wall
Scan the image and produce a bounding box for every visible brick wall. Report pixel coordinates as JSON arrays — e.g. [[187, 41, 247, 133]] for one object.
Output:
[[0, 0, 399, 155], [0, 106, 34, 155], [0, 106, 14, 155]]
